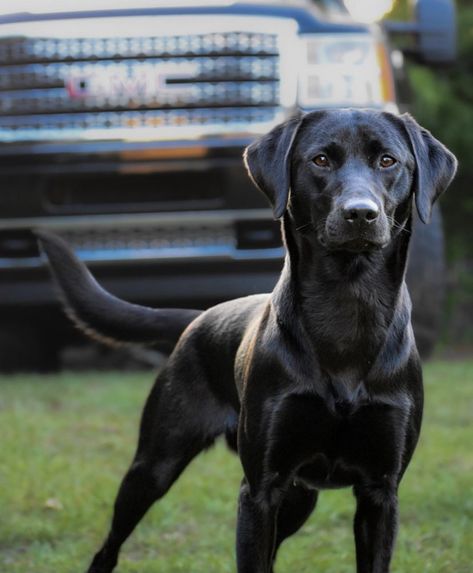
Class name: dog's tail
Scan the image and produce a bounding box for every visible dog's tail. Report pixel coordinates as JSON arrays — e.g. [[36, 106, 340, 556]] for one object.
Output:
[[36, 230, 202, 351]]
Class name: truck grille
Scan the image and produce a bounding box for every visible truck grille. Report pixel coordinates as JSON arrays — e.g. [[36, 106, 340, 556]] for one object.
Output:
[[60, 223, 236, 256], [0, 16, 297, 143]]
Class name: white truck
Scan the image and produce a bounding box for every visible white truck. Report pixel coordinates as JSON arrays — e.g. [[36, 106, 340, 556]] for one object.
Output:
[[0, 0, 456, 370]]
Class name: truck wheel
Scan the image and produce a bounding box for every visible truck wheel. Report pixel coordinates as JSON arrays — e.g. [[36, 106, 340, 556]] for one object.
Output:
[[0, 321, 60, 373], [407, 205, 446, 359]]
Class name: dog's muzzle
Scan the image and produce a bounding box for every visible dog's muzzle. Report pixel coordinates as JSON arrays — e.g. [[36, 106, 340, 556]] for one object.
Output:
[[321, 196, 390, 253]]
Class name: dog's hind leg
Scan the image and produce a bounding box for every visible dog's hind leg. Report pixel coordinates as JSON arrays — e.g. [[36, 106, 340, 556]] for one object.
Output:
[[87, 452, 202, 573], [86, 360, 233, 573]]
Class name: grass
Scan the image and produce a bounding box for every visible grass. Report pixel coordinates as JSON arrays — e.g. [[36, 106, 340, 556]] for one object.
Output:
[[0, 360, 472, 573]]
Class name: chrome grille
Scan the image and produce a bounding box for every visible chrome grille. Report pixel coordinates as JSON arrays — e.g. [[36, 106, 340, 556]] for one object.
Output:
[[0, 57, 279, 91], [54, 223, 237, 263], [60, 224, 235, 252], [0, 78, 279, 114], [0, 17, 297, 143], [0, 108, 278, 136], [0, 32, 279, 63]]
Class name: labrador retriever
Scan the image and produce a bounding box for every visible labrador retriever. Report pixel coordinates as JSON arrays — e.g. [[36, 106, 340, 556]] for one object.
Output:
[[37, 109, 457, 573]]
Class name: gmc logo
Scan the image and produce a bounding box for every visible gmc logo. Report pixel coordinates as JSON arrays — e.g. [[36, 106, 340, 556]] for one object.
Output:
[[66, 63, 198, 102]]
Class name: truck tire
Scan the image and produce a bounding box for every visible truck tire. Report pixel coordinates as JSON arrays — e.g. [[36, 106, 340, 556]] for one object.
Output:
[[407, 205, 446, 359], [0, 321, 60, 373]]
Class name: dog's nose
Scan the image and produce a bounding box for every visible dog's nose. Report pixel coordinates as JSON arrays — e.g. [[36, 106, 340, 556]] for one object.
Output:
[[342, 199, 379, 223]]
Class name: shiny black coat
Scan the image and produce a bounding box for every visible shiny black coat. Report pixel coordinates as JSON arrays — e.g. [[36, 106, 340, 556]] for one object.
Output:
[[38, 109, 457, 573]]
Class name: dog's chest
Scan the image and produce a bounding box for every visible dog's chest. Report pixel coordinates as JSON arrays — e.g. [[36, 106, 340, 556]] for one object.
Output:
[[270, 383, 409, 490]]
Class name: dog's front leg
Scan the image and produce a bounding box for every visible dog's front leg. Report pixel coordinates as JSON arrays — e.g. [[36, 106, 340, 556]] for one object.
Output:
[[353, 478, 399, 573], [236, 399, 287, 573], [236, 477, 283, 573]]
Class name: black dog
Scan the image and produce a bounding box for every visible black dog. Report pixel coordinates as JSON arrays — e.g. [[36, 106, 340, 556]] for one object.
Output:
[[37, 109, 457, 573]]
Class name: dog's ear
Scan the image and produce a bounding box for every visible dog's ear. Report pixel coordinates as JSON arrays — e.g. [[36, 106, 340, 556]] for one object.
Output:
[[401, 113, 457, 224], [243, 115, 303, 219]]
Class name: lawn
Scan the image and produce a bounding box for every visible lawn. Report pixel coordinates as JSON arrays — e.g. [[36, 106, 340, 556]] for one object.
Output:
[[1, 360, 472, 573]]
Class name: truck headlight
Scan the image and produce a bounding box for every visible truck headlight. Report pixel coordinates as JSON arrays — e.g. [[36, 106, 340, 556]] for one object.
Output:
[[297, 34, 395, 109]]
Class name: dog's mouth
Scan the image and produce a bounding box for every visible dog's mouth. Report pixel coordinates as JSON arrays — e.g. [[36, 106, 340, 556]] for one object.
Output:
[[318, 235, 387, 253]]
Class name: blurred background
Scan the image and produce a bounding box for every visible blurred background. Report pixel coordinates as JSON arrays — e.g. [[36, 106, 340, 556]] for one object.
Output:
[[394, 0, 473, 354], [0, 0, 470, 371]]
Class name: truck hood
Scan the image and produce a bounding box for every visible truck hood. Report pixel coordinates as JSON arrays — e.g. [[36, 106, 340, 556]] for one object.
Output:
[[0, 1, 235, 16], [0, 1, 357, 33], [0, 0, 320, 17]]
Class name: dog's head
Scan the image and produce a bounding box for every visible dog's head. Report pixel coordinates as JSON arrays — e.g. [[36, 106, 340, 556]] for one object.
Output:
[[244, 110, 457, 253]]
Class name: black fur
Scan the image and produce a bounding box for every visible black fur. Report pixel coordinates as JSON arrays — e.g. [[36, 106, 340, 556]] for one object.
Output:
[[37, 109, 456, 573], [36, 228, 201, 352]]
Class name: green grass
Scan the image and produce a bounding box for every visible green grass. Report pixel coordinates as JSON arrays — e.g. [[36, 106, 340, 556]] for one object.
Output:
[[1, 360, 472, 572]]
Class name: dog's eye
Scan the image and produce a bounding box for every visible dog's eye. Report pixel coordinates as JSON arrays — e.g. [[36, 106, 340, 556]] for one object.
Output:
[[313, 154, 330, 168], [379, 155, 397, 168]]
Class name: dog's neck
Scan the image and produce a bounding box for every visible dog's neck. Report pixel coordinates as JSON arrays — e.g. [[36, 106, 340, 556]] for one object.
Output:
[[273, 214, 414, 381]]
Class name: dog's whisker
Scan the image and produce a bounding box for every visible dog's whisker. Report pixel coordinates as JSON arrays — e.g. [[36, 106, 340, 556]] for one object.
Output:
[[296, 221, 314, 232], [388, 216, 411, 234]]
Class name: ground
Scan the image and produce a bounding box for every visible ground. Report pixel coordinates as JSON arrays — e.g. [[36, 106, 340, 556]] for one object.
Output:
[[1, 360, 472, 572]]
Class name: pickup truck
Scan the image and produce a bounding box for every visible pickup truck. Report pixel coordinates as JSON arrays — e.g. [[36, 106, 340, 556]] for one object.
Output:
[[0, 0, 456, 371]]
